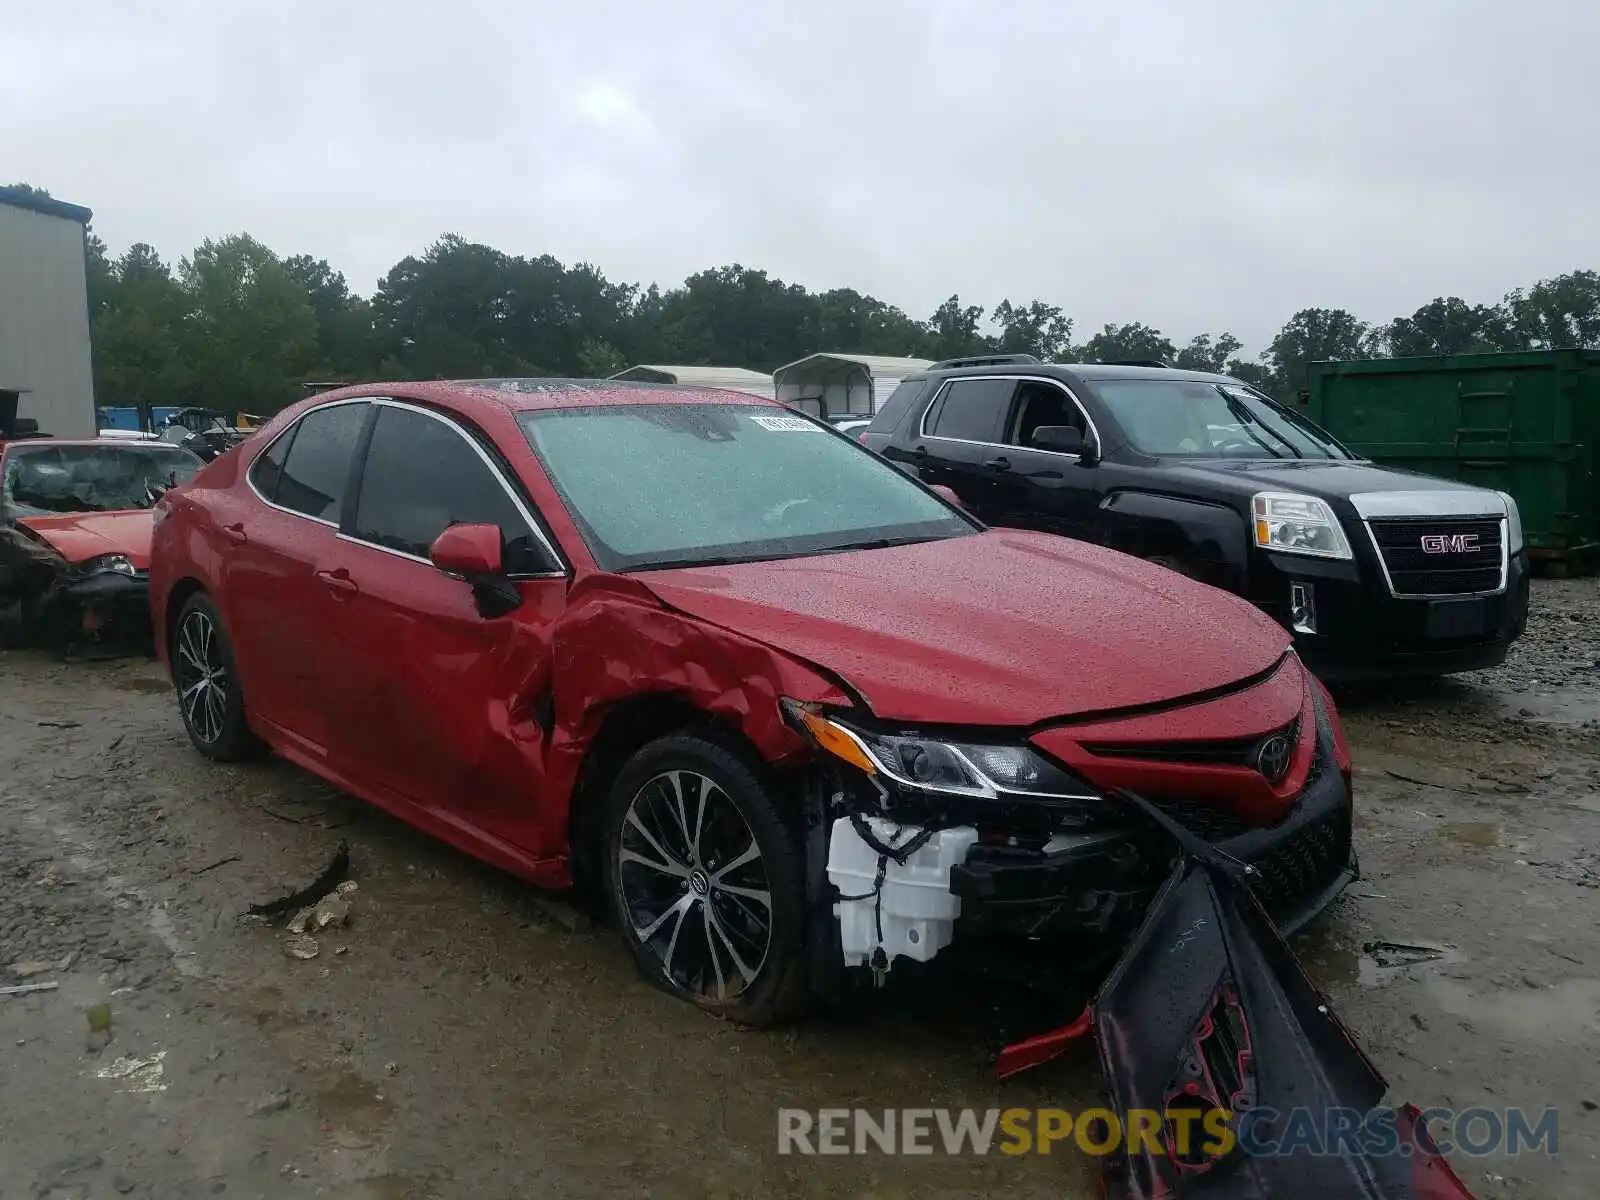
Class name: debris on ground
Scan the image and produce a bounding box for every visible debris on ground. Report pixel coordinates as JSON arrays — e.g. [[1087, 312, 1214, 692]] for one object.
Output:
[[244, 840, 350, 920], [9, 952, 73, 977], [283, 936, 320, 960], [95, 1051, 167, 1094], [249, 1089, 292, 1116], [0, 981, 59, 997]]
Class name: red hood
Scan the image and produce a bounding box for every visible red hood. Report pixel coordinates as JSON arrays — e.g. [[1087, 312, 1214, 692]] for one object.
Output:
[[16, 510, 154, 568], [640, 530, 1291, 726]]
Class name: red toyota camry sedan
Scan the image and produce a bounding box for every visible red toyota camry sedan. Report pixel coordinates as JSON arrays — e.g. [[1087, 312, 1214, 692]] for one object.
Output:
[[150, 380, 1355, 1025]]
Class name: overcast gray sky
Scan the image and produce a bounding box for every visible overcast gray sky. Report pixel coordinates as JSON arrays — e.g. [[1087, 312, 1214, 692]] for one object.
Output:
[[4, 0, 1595, 352]]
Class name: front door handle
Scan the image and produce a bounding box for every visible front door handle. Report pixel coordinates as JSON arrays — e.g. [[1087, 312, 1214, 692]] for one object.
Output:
[[221, 523, 247, 546], [315, 569, 358, 596], [983, 456, 1012, 472]]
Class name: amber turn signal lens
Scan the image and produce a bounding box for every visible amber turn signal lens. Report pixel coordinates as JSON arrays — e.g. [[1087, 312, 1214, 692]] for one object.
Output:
[[797, 710, 879, 776]]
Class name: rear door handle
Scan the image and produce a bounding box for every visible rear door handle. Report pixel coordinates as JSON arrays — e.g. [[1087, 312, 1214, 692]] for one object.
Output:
[[315, 569, 358, 596], [221, 523, 247, 546], [983, 456, 1011, 472]]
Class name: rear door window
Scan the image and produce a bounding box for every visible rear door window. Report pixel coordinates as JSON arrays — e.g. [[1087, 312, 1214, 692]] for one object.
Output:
[[350, 405, 554, 574], [273, 402, 370, 522], [247, 425, 297, 503], [925, 378, 1016, 443]]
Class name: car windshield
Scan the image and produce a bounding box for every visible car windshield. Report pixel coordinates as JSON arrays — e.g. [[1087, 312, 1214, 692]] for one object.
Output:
[[1090, 379, 1355, 460], [519, 403, 974, 570], [2, 443, 203, 516]]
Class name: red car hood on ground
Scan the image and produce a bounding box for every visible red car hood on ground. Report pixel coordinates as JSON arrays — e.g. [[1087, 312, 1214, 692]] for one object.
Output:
[[641, 529, 1291, 727], [16, 510, 154, 569]]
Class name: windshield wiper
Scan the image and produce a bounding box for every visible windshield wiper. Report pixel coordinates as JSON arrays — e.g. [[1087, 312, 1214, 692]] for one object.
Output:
[[821, 534, 946, 555], [1220, 392, 1300, 459]]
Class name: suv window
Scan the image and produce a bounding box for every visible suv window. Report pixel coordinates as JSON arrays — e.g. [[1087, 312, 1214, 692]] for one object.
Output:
[[274, 402, 370, 521], [866, 379, 926, 435], [1008, 381, 1087, 449], [925, 378, 1015, 443], [247, 425, 297, 503], [351, 405, 553, 574]]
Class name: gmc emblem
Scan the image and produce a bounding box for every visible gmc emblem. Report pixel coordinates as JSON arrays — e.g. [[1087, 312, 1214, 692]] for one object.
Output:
[[1420, 533, 1480, 554]]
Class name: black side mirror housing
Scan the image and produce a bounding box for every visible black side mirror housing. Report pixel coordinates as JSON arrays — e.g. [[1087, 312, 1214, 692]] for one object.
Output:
[[1031, 425, 1098, 464]]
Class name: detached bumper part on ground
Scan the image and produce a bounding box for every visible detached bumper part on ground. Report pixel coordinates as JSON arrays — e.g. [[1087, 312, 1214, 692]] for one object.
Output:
[[1091, 809, 1475, 1199]]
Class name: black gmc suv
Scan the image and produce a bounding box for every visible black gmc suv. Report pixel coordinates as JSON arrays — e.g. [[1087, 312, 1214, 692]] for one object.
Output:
[[860, 355, 1530, 680]]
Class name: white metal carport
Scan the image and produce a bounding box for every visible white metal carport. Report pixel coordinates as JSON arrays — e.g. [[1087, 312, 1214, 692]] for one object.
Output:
[[771, 353, 933, 419], [609, 364, 775, 400]]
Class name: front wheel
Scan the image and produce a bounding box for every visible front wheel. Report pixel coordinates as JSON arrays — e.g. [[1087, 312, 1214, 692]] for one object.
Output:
[[601, 734, 808, 1027], [172, 592, 262, 762]]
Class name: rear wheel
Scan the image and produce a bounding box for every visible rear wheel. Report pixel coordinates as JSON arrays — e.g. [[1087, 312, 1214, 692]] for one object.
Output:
[[601, 734, 808, 1027], [172, 593, 262, 761]]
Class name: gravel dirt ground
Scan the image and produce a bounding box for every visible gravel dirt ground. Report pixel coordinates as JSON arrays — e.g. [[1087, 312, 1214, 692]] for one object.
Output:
[[1, 577, 1597, 1200]]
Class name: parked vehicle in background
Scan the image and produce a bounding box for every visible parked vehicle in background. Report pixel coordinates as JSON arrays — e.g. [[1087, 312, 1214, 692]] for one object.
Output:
[[1304, 349, 1600, 575], [827, 416, 871, 436], [150, 378, 1353, 1027], [0, 438, 202, 646], [862, 356, 1530, 680]]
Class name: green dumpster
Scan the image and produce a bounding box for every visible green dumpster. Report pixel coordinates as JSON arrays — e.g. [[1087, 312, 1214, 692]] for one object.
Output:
[[1304, 350, 1600, 571]]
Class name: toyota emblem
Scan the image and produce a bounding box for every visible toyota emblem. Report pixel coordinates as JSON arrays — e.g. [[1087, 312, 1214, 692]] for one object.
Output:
[[1254, 733, 1293, 785]]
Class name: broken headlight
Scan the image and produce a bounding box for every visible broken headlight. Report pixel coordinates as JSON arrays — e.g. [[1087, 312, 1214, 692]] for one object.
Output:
[[781, 700, 1097, 801], [74, 553, 138, 578]]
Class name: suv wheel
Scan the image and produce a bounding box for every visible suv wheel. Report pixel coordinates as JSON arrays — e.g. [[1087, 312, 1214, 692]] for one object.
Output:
[[601, 734, 808, 1027], [172, 593, 261, 761]]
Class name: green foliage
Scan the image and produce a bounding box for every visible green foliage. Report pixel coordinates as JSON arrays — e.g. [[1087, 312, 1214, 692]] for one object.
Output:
[[18, 179, 1593, 414], [1080, 322, 1177, 365]]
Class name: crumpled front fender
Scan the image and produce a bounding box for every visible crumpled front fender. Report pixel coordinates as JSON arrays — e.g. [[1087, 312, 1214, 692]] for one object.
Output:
[[538, 573, 852, 883]]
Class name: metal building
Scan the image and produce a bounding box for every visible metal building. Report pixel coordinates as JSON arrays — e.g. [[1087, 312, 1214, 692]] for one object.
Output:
[[0, 187, 96, 438], [772, 353, 932, 419], [609, 364, 775, 399]]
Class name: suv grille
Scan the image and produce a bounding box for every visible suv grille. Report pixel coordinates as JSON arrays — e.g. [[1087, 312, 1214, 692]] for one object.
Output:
[[1366, 516, 1503, 596]]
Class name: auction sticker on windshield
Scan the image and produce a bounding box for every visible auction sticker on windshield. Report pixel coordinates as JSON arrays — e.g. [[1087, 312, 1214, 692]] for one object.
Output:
[[750, 414, 822, 432]]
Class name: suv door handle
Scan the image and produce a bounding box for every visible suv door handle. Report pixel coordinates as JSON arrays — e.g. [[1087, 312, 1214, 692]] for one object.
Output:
[[982, 456, 1011, 472], [315, 569, 358, 596], [221, 523, 247, 546]]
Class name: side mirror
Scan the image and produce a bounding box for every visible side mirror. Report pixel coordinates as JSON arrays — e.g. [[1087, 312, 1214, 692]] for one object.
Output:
[[931, 484, 965, 510], [429, 523, 503, 576], [1031, 425, 1098, 464], [430, 524, 522, 619]]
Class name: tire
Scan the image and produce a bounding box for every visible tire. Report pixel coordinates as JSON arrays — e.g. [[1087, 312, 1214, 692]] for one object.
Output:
[[601, 734, 809, 1028], [171, 592, 262, 762]]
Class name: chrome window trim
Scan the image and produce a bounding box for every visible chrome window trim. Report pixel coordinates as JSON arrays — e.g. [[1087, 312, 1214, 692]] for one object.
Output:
[[331, 529, 567, 580], [243, 396, 374, 529], [915, 374, 1103, 462], [243, 396, 570, 578], [1361, 516, 1509, 599]]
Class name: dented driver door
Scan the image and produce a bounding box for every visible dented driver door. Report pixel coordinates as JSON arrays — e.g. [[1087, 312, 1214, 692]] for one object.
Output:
[[316, 402, 571, 859]]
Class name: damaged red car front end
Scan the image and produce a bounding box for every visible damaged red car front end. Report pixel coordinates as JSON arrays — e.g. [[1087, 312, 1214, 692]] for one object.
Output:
[[148, 380, 1469, 1197], [1, 439, 202, 649]]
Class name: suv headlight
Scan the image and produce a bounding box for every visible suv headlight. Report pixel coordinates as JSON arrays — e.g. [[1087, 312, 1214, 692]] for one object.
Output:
[[75, 553, 138, 577], [1497, 491, 1524, 555], [1251, 492, 1352, 560], [781, 700, 1098, 801]]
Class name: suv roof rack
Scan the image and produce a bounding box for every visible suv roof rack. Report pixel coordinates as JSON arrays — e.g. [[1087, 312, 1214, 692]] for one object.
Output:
[[1103, 359, 1171, 368], [928, 353, 1042, 370]]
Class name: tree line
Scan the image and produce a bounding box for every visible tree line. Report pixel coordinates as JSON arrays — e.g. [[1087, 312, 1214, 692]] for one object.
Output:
[[13, 184, 1600, 415]]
